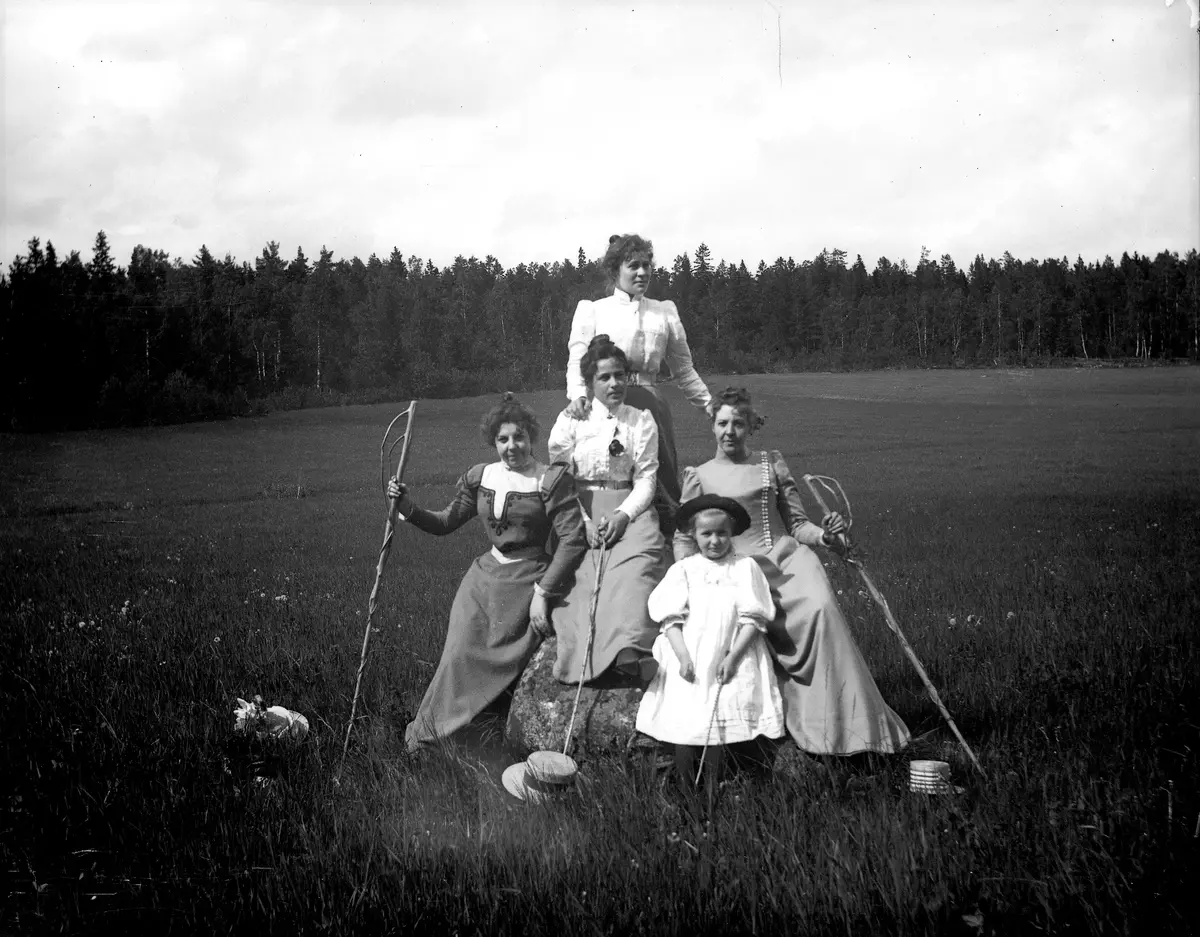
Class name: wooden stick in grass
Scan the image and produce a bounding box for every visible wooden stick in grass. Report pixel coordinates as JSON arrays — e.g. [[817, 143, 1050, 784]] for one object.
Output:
[[339, 402, 417, 770], [695, 683, 722, 787], [802, 473, 986, 779], [563, 541, 608, 757], [696, 614, 739, 786]]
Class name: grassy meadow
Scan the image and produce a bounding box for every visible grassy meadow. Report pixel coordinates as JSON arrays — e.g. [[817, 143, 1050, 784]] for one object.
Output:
[[2, 367, 1199, 935]]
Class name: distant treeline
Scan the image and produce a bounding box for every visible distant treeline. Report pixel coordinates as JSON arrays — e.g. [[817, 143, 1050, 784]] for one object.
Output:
[[2, 232, 1198, 430]]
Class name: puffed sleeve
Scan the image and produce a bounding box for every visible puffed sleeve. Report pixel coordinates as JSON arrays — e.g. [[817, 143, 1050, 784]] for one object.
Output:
[[547, 409, 577, 466], [405, 463, 483, 535], [616, 408, 659, 521], [566, 300, 594, 402], [647, 560, 690, 630], [772, 450, 826, 548], [671, 466, 703, 560], [537, 463, 587, 597], [662, 300, 712, 411], [734, 557, 775, 632]]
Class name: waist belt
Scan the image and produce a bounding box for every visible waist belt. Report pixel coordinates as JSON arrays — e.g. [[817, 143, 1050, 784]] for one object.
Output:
[[490, 545, 543, 564], [577, 479, 633, 491]]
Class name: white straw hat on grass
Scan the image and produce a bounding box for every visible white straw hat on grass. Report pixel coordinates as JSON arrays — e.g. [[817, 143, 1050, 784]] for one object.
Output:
[[502, 752, 577, 804], [909, 759, 952, 794]]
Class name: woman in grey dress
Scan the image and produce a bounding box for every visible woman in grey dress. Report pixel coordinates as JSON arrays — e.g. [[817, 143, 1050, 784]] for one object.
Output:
[[675, 387, 910, 755], [390, 395, 587, 750]]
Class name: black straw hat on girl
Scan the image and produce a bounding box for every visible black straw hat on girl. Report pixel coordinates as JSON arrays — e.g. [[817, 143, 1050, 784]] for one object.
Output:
[[675, 494, 752, 536]]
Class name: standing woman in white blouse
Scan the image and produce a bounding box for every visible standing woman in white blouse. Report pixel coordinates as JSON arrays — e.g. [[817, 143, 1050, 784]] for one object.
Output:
[[548, 335, 668, 685], [565, 234, 714, 530]]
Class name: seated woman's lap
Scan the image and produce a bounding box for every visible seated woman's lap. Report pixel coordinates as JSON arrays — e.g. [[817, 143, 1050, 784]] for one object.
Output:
[[551, 489, 666, 683], [748, 537, 843, 678]]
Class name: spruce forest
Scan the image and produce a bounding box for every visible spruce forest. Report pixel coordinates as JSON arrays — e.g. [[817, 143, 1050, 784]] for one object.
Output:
[[3, 231, 1198, 430]]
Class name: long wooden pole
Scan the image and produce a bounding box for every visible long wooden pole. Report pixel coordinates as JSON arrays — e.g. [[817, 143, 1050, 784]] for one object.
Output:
[[563, 541, 607, 757], [802, 474, 985, 778], [340, 403, 417, 769]]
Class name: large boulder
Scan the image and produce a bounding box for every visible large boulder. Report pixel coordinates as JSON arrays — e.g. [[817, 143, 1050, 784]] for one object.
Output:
[[506, 636, 658, 759]]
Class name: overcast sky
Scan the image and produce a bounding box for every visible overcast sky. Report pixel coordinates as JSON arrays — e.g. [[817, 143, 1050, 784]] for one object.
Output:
[[3, 1, 1198, 275]]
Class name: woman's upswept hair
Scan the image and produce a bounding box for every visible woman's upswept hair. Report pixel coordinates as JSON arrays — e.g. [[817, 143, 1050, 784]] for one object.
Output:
[[480, 392, 540, 446], [711, 386, 766, 432], [601, 233, 654, 282], [579, 334, 631, 385]]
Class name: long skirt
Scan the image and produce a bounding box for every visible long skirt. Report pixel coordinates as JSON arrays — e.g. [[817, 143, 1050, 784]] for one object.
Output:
[[754, 536, 911, 755], [551, 488, 667, 685], [624, 384, 681, 507], [405, 552, 546, 752]]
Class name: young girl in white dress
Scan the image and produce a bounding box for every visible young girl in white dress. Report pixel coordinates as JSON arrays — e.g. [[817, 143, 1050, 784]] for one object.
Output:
[[636, 494, 785, 802]]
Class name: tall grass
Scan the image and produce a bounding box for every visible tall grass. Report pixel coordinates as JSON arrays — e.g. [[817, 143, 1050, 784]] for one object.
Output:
[[2, 369, 1198, 935]]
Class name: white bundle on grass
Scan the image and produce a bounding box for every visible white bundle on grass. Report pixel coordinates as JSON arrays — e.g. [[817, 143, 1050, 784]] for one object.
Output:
[[233, 696, 310, 742]]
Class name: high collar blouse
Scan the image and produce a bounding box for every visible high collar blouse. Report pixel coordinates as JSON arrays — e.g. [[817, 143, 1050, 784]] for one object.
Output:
[[565, 289, 712, 410], [547, 398, 659, 521]]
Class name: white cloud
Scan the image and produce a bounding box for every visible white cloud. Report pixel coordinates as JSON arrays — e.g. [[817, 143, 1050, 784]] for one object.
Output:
[[2, 0, 1196, 274]]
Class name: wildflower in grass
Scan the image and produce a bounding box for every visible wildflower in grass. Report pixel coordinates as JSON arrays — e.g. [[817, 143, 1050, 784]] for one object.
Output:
[[274, 595, 287, 602], [948, 617, 957, 627], [1006, 611, 1016, 621], [233, 697, 259, 733]]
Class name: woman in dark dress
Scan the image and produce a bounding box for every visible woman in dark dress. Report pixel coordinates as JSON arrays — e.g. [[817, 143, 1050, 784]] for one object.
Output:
[[389, 395, 588, 751]]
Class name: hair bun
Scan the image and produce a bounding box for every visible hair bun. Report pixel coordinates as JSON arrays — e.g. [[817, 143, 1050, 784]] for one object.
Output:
[[589, 333, 612, 349], [712, 386, 765, 431], [609, 234, 621, 245]]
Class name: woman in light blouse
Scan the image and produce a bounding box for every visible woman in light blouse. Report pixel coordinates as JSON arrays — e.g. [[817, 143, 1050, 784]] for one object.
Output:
[[565, 234, 713, 528], [548, 335, 667, 685]]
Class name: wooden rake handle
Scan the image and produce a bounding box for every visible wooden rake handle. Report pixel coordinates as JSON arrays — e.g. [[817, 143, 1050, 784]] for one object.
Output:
[[339, 401, 419, 773], [801, 473, 985, 778], [801, 473, 851, 554], [382, 403, 418, 511]]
